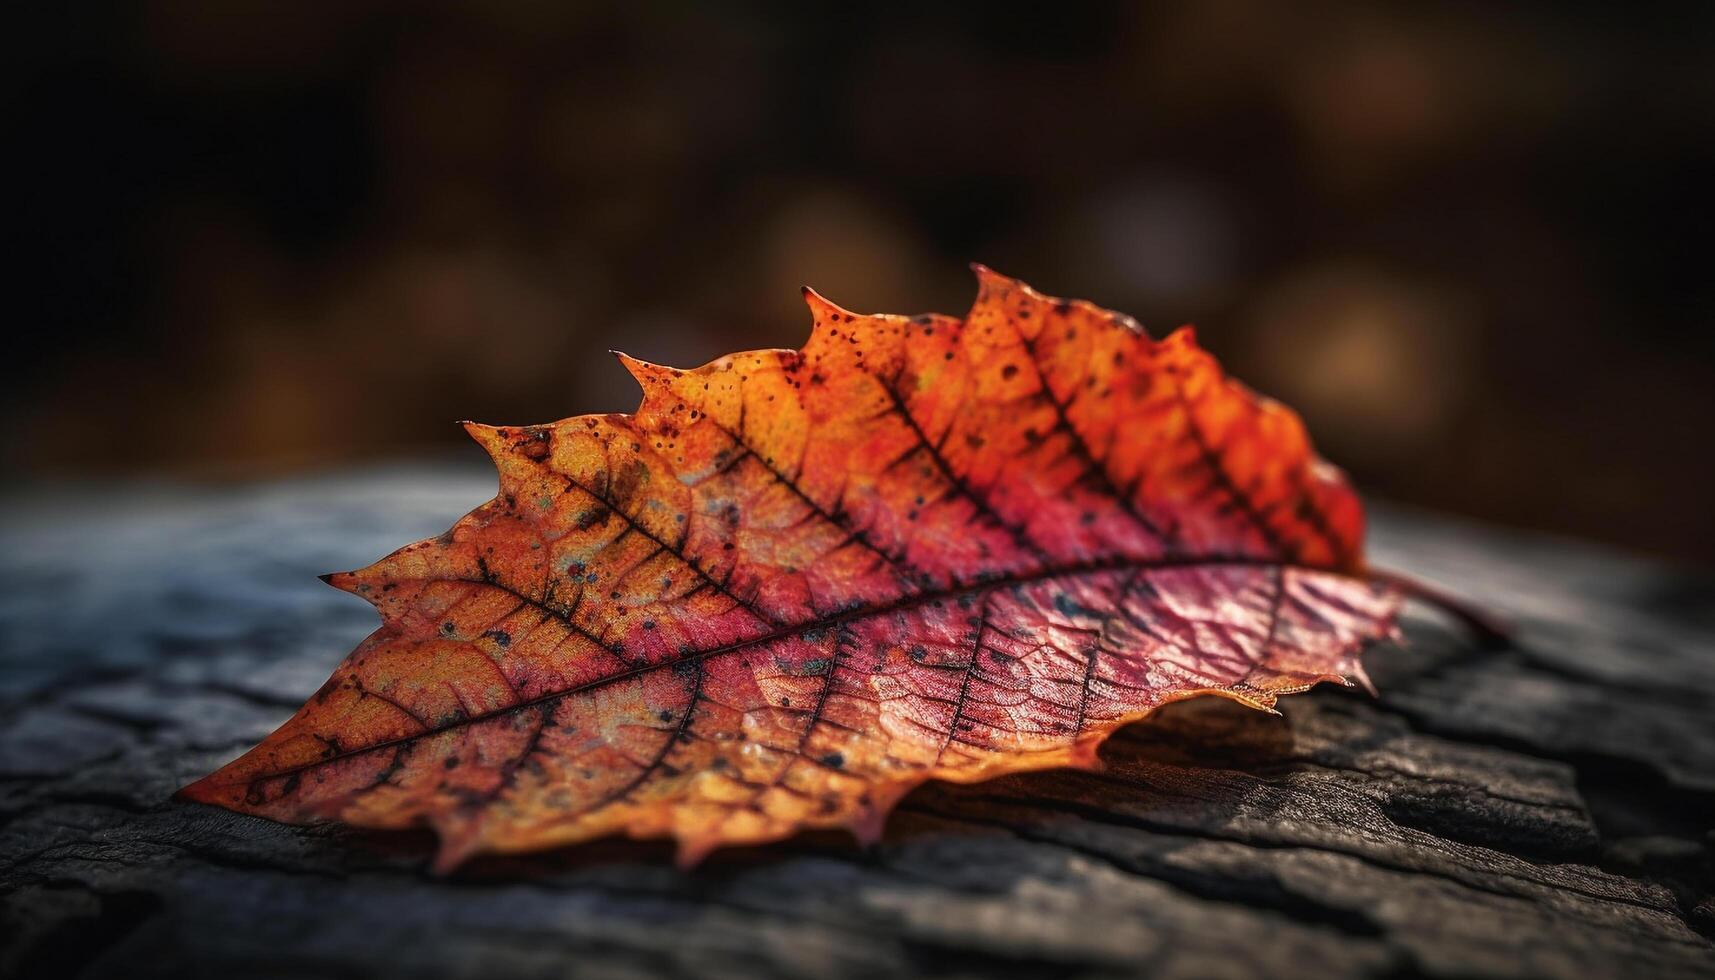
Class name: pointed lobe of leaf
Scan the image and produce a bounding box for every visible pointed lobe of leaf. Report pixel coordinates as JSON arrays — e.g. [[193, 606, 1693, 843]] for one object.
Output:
[[180, 269, 1399, 868]]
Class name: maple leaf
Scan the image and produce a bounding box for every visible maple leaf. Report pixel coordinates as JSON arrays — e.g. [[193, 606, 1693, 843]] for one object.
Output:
[[180, 267, 1406, 869]]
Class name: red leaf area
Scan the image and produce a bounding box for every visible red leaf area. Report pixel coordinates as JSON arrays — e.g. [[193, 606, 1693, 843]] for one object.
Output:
[[181, 267, 1400, 869]]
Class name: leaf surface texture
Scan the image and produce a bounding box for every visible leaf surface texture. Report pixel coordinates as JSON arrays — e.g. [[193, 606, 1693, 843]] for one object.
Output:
[[181, 268, 1399, 868]]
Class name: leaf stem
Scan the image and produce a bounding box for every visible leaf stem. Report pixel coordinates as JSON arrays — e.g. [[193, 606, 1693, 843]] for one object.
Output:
[[1366, 566, 1513, 650]]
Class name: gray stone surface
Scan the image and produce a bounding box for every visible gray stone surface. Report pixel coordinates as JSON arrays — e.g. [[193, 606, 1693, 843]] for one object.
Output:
[[1, 460, 1711, 979]]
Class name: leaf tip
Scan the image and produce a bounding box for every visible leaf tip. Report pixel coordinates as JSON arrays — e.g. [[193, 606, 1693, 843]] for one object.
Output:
[[428, 853, 463, 876], [1165, 323, 1200, 347], [674, 835, 721, 870], [969, 262, 1023, 294], [319, 570, 361, 594], [847, 809, 889, 850], [462, 420, 509, 459], [800, 285, 859, 326], [173, 772, 223, 806], [1347, 662, 1380, 698], [613, 350, 674, 391], [430, 834, 480, 875], [847, 782, 916, 848]]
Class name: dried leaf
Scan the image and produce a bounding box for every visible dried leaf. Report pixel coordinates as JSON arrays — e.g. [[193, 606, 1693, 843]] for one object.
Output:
[[180, 267, 1400, 868]]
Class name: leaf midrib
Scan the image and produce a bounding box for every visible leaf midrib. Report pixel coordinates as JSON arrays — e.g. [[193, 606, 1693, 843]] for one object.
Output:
[[232, 552, 1356, 787]]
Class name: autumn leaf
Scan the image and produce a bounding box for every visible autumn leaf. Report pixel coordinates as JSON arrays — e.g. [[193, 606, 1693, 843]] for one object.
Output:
[[180, 266, 1404, 869]]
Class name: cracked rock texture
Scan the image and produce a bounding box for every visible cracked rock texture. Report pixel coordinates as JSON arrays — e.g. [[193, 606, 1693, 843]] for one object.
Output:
[[2, 460, 1711, 979]]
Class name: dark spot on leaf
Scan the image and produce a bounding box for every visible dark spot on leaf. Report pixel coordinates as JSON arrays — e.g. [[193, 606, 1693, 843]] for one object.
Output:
[[1054, 593, 1102, 620]]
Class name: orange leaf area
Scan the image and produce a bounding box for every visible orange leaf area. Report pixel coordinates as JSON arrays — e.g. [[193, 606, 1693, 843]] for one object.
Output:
[[180, 267, 1400, 869]]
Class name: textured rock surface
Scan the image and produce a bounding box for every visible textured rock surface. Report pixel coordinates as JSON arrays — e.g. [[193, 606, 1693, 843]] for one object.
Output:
[[2, 460, 1711, 979]]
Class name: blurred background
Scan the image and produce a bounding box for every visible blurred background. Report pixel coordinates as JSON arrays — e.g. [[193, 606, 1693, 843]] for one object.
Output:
[[8, 1, 1713, 562]]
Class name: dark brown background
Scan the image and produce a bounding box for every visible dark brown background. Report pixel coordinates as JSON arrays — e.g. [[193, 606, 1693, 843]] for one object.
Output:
[[9, 1, 1714, 562]]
